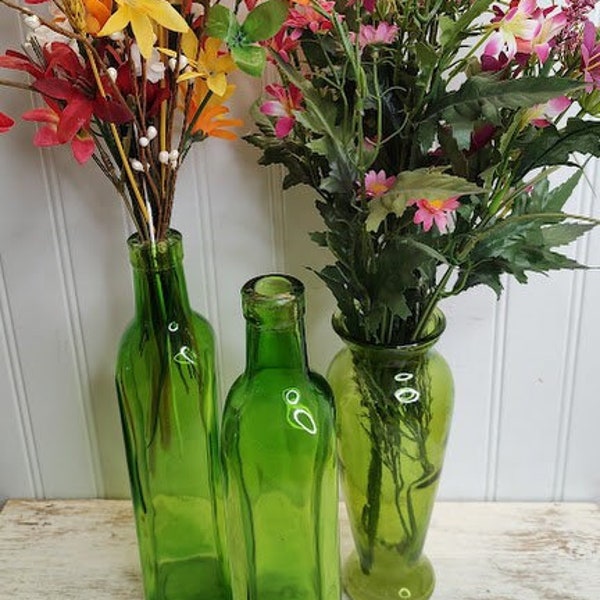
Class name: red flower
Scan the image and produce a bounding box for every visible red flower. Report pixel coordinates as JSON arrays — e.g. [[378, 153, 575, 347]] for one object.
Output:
[[0, 112, 14, 133], [286, 0, 335, 34], [22, 106, 95, 164]]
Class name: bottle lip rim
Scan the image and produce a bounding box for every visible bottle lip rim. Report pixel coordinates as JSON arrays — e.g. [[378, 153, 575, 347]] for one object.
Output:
[[332, 309, 446, 352], [242, 274, 305, 304], [126, 230, 183, 270], [127, 229, 182, 250]]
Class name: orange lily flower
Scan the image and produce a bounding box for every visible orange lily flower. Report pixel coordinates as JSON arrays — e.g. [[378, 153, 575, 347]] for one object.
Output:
[[84, 0, 113, 35], [191, 104, 243, 141]]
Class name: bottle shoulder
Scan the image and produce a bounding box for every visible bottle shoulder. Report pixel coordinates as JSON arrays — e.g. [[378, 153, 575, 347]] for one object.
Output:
[[116, 309, 215, 359], [223, 368, 333, 414]]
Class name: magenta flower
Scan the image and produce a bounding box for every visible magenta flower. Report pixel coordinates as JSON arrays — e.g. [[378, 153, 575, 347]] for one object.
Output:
[[264, 28, 302, 63], [522, 96, 571, 128], [559, 0, 595, 54], [581, 20, 600, 90], [409, 196, 460, 233], [364, 169, 396, 198], [260, 83, 304, 138], [355, 22, 399, 50], [516, 7, 566, 62], [484, 0, 542, 61]]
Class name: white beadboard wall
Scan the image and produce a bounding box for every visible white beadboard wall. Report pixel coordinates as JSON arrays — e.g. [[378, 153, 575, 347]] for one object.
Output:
[[0, 16, 599, 502]]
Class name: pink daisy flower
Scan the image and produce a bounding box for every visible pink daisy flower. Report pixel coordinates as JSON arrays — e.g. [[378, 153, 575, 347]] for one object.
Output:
[[409, 196, 460, 233], [355, 22, 398, 50], [364, 169, 396, 198]]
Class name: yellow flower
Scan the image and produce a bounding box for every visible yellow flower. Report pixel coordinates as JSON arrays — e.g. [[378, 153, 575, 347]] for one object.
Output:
[[177, 38, 236, 97], [98, 0, 189, 58]]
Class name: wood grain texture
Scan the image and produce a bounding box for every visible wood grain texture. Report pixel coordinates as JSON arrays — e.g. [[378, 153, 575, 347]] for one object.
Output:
[[0, 500, 598, 599]]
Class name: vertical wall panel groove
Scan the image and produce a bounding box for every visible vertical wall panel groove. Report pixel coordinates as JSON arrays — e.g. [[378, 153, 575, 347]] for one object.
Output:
[[553, 168, 596, 500], [192, 151, 226, 396], [40, 154, 103, 497], [267, 166, 287, 272], [485, 281, 510, 500], [0, 256, 44, 498]]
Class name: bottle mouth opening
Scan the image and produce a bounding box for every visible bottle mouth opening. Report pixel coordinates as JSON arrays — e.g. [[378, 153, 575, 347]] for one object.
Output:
[[242, 274, 305, 323], [254, 275, 294, 297], [243, 274, 304, 303]]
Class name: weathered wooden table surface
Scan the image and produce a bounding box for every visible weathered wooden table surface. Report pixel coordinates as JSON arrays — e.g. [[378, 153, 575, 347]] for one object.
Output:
[[0, 500, 598, 599]]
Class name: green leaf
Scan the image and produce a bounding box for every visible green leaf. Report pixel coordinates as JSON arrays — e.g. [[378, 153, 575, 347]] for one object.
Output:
[[242, 0, 289, 42], [390, 168, 485, 204], [309, 231, 328, 247], [366, 199, 390, 232], [426, 77, 583, 123], [232, 45, 266, 77], [541, 222, 595, 248], [206, 5, 237, 41], [514, 119, 600, 179], [414, 42, 438, 71], [543, 171, 582, 212], [397, 239, 450, 264], [524, 170, 582, 214], [440, 0, 494, 48]]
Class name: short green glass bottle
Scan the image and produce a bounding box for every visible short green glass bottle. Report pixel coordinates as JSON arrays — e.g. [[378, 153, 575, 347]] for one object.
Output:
[[328, 310, 453, 600], [116, 230, 231, 600], [221, 274, 341, 600]]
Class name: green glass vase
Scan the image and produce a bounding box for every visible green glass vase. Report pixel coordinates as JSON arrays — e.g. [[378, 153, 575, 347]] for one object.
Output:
[[327, 310, 453, 600], [115, 230, 231, 600], [221, 275, 341, 600]]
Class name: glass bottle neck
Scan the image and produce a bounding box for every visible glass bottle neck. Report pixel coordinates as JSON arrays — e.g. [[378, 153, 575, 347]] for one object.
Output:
[[242, 275, 309, 374], [245, 319, 308, 373], [128, 232, 192, 323]]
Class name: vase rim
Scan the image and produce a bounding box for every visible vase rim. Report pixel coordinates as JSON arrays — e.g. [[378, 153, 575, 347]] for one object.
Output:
[[332, 309, 446, 353]]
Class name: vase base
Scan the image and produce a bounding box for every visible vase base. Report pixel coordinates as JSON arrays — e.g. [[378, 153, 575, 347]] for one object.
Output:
[[342, 551, 434, 600]]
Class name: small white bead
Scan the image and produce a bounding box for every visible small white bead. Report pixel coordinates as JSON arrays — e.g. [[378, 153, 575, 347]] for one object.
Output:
[[130, 159, 144, 172], [169, 149, 180, 161], [168, 58, 178, 72], [110, 31, 125, 42], [178, 56, 189, 70], [139, 136, 149, 148], [146, 126, 158, 140], [158, 151, 170, 164], [24, 15, 41, 29], [107, 67, 118, 82]]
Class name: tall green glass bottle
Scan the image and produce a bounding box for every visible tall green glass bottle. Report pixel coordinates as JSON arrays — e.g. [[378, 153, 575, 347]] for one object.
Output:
[[221, 274, 341, 600], [116, 231, 231, 600]]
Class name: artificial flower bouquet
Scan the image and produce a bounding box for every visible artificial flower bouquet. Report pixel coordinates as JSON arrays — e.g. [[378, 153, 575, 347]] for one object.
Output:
[[248, 0, 600, 346], [0, 0, 287, 241]]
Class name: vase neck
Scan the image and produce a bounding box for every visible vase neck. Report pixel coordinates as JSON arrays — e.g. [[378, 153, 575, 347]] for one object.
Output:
[[128, 231, 192, 324], [333, 309, 446, 360], [243, 275, 308, 374]]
